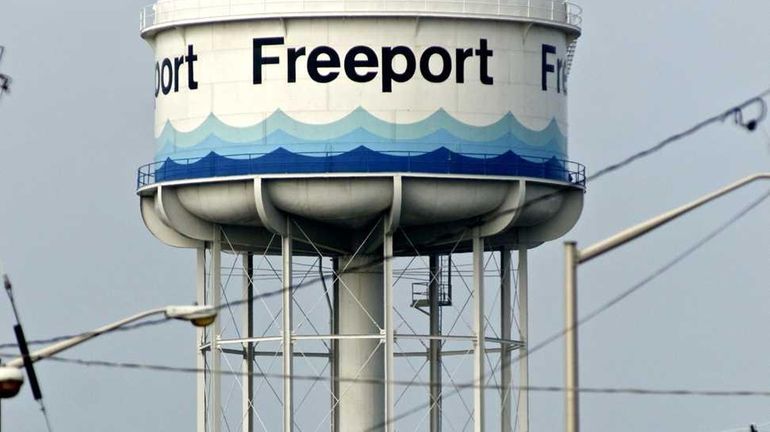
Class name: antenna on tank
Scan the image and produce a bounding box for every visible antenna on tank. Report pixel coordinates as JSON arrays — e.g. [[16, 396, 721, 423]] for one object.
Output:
[[0, 46, 12, 99]]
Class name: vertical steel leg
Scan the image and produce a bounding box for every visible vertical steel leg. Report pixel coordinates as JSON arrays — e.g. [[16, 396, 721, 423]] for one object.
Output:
[[212, 229, 222, 432], [331, 257, 340, 432], [500, 247, 511, 432], [242, 252, 254, 432], [472, 229, 485, 432], [429, 255, 442, 432], [283, 221, 294, 432], [196, 247, 207, 432], [383, 229, 395, 432], [517, 248, 529, 432]]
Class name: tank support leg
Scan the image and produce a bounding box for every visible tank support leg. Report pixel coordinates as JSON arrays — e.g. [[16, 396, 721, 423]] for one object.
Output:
[[196, 247, 206, 432], [282, 219, 294, 432], [211, 227, 222, 432], [383, 228, 395, 432], [517, 247, 530, 432], [472, 229, 485, 432], [429, 254, 442, 432], [242, 252, 254, 432], [500, 247, 512, 432], [331, 257, 340, 432]]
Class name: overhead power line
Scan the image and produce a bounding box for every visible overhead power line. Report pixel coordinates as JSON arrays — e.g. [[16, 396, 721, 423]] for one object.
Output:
[[1, 90, 769, 432], [5, 88, 770, 355], [19, 353, 770, 400], [588, 89, 769, 181], [3, 184, 768, 404], [0, 318, 169, 351], [521, 187, 770, 362]]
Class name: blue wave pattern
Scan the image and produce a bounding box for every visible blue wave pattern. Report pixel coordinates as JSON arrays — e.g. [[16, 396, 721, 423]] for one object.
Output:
[[141, 108, 582, 185], [155, 107, 568, 161], [138, 147, 585, 188]]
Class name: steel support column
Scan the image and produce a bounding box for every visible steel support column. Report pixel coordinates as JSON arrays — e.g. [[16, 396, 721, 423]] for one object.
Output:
[[196, 247, 207, 432], [283, 221, 294, 432], [517, 247, 530, 432], [242, 252, 254, 432], [429, 255, 442, 432], [331, 257, 340, 432], [383, 229, 395, 432], [472, 230, 485, 432], [500, 247, 512, 432], [211, 229, 222, 432]]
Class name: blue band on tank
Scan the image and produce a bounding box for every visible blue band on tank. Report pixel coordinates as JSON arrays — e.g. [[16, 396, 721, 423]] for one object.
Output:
[[137, 146, 585, 188]]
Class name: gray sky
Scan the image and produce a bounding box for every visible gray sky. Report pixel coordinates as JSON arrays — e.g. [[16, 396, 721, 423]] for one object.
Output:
[[1, 0, 770, 431]]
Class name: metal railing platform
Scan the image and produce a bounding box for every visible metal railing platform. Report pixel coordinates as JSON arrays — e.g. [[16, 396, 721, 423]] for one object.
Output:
[[140, 0, 581, 35], [136, 149, 586, 189]]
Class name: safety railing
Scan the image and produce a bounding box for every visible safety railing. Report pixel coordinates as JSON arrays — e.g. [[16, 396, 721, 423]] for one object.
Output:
[[140, 0, 582, 33], [136, 150, 586, 189]]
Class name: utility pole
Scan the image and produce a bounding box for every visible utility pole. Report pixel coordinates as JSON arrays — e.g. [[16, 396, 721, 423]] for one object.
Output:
[[564, 172, 770, 432]]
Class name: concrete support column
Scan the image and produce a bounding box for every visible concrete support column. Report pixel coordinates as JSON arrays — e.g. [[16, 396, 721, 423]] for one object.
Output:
[[337, 255, 384, 432], [472, 230, 485, 432]]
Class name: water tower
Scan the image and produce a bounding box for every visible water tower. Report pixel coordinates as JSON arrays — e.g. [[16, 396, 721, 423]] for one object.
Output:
[[136, 1, 584, 431]]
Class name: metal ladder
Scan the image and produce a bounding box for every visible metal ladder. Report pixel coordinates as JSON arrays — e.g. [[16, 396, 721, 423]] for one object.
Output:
[[410, 255, 453, 312], [564, 38, 578, 79]]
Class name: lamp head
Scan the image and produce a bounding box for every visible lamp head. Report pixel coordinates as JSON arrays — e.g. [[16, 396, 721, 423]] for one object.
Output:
[[0, 366, 24, 398], [164, 305, 217, 327]]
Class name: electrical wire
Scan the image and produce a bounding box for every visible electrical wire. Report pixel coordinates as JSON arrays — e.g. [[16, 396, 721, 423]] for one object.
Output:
[[524, 187, 770, 362], [5, 88, 769, 354], [17, 353, 770, 400], [374, 185, 770, 429], [1, 90, 769, 432], [0, 318, 169, 351], [2, 184, 768, 409], [588, 89, 769, 181], [712, 420, 770, 432]]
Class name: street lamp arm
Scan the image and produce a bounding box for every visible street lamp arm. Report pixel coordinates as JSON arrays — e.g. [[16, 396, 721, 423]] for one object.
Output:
[[578, 173, 770, 264], [4, 307, 168, 368]]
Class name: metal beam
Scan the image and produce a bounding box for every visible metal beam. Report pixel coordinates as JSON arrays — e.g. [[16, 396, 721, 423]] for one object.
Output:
[[283, 220, 294, 432], [332, 257, 340, 432], [500, 247, 512, 432], [242, 252, 254, 432], [196, 247, 206, 432], [384, 229, 396, 432], [429, 255, 442, 432], [218, 334, 522, 345], [221, 347, 511, 359], [517, 247, 530, 432], [472, 229, 485, 432], [211, 229, 222, 432]]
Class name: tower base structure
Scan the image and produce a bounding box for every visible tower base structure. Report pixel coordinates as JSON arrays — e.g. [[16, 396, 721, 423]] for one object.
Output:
[[141, 173, 583, 432]]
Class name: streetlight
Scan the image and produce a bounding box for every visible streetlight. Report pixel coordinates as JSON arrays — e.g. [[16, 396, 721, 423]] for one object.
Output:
[[563, 172, 770, 432], [0, 304, 217, 398]]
